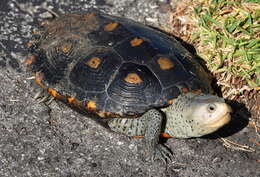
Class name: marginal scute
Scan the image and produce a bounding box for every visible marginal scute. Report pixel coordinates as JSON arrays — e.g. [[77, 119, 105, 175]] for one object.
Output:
[[157, 57, 174, 70], [104, 22, 119, 31], [85, 57, 102, 69], [124, 73, 143, 84], [86, 100, 96, 110], [47, 88, 64, 100], [97, 111, 106, 118], [67, 96, 80, 106], [96, 111, 122, 118], [130, 37, 144, 47]]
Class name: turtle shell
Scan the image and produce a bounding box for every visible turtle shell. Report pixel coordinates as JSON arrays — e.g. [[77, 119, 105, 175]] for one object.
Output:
[[28, 11, 212, 118]]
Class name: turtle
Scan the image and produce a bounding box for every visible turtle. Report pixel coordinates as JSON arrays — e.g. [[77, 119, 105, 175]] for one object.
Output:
[[25, 10, 232, 162]]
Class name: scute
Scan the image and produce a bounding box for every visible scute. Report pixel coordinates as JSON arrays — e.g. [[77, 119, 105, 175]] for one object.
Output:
[[69, 48, 122, 92], [88, 20, 134, 47], [114, 37, 158, 64], [106, 63, 162, 114]]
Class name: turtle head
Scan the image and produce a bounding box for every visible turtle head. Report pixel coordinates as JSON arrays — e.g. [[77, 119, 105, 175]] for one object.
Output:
[[164, 93, 232, 138]]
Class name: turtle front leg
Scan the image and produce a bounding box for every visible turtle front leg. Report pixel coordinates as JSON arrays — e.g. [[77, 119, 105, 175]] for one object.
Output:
[[108, 109, 172, 163]]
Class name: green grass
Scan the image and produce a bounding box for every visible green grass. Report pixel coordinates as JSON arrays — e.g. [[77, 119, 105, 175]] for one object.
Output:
[[192, 0, 260, 87]]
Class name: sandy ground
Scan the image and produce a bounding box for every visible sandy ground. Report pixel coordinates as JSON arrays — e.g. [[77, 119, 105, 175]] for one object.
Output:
[[0, 0, 259, 176]]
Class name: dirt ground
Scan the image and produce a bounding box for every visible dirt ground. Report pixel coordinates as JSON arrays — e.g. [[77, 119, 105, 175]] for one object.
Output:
[[0, 0, 259, 176]]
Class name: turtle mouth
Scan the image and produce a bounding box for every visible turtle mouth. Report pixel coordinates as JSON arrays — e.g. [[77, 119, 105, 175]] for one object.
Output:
[[206, 112, 231, 128], [203, 103, 232, 128]]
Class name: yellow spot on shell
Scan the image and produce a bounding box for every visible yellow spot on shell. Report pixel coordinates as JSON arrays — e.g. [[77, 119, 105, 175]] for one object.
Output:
[[87, 100, 96, 110], [85, 57, 102, 69], [61, 42, 72, 53], [130, 37, 144, 47], [157, 57, 174, 70], [104, 22, 119, 31], [124, 73, 143, 84]]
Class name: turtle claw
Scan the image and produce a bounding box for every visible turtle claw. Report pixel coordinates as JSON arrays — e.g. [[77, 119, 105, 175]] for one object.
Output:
[[34, 90, 44, 99], [34, 90, 54, 104], [45, 97, 55, 105], [152, 144, 173, 163], [38, 95, 51, 103]]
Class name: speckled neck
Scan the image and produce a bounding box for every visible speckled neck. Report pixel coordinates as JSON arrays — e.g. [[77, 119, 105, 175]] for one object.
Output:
[[163, 93, 202, 138]]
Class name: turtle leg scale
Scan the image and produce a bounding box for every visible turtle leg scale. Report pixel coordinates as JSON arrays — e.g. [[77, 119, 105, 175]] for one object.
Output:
[[108, 109, 172, 163]]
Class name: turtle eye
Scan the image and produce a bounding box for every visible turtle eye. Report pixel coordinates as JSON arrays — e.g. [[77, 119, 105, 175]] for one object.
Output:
[[207, 103, 217, 113]]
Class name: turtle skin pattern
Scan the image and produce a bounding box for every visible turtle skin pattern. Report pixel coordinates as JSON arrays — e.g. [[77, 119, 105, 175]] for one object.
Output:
[[28, 11, 212, 118]]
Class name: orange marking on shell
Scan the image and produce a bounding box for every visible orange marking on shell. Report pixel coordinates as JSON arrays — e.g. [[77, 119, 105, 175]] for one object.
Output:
[[67, 96, 76, 103], [47, 88, 63, 99], [97, 111, 122, 118], [83, 12, 96, 20], [61, 42, 72, 53], [124, 73, 143, 84], [86, 100, 97, 110], [167, 99, 175, 105], [23, 55, 36, 65], [181, 88, 189, 93], [85, 57, 101, 69], [104, 22, 119, 31], [97, 111, 106, 118], [160, 133, 172, 138], [157, 57, 174, 70], [67, 96, 81, 107], [192, 89, 202, 94], [130, 37, 144, 47], [35, 72, 46, 89]]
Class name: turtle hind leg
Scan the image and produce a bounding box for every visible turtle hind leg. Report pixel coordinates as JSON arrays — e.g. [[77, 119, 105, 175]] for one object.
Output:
[[108, 109, 172, 163]]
